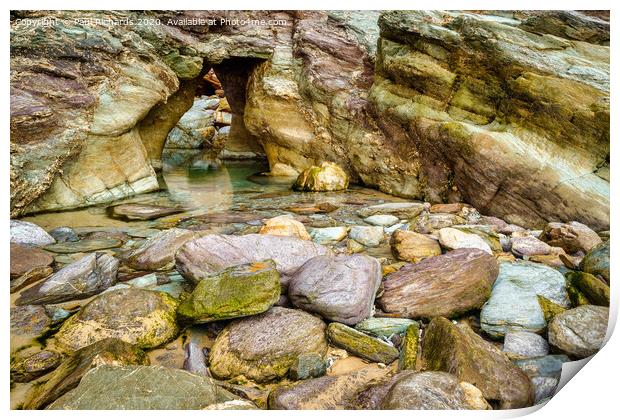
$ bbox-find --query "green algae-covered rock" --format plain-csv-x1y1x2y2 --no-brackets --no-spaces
355,317,417,338
293,162,349,192
289,352,327,381
566,271,610,306
11,350,61,383
537,295,567,322
565,274,591,307
177,260,281,324
580,241,609,282
25,338,148,409
209,307,327,383
48,365,244,410
327,322,399,364
398,323,420,371
55,288,179,352
422,317,534,409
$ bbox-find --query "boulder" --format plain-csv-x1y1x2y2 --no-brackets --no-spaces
502,331,549,359
539,221,602,254
209,307,327,382
364,214,399,227
293,162,349,192
511,236,552,257
480,262,570,338
380,371,488,409
259,215,311,240
422,317,534,409
125,228,196,271
48,365,243,410
379,248,499,319
177,260,281,324
25,338,148,409
566,271,610,306
548,305,608,358
10,243,54,292
108,203,185,221
55,288,179,351
288,254,381,325
437,227,492,254
390,230,441,262
10,220,55,247
16,252,118,305
357,202,425,219
327,323,399,364
11,350,62,383
580,240,609,282
269,367,390,409
355,318,417,339
348,225,384,247
175,233,331,288
310,226,348,243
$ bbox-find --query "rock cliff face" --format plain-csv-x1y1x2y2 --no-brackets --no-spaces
10,10,609,229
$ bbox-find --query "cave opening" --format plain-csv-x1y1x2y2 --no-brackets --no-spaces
160,58,266,172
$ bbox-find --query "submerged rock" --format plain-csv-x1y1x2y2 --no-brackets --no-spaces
357,202,425,219
379,248,498,319
48,365,243,410
43,238,122,253
108,203,185,221
177,260,281,324
17,252,118,305
10,220,55,247
175,233,331,288
48,226,79,242
209,307,327,382
25,338,148,409
480,262,570,338
380,371,488,410
293,162,349,192
125,228,196,271
390,230,441,262
580,240,609,282
422,317,533,409
55,288,178,351
548,305,608,358
288,254,381,325
259,215,311,240
327,323,399,364
269,367,390,409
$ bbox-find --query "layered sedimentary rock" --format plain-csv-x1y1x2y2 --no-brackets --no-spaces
11,11,609,231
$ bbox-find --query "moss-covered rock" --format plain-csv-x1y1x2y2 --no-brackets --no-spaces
421,317,534,409
566,271,610,306
11,350,61,383
25,338,148,409
209,307,327,383
177,260,280,324
398,323,420,371
537,295,567,322
293,162,349,192
55,288,179,352
327,322,399,364
580,240,610,282
565,274,591,307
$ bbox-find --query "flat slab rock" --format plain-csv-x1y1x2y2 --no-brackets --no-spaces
209,306,327,383
378,248,499,319
480,261,570,338
16,252,119,305
10,243,54,278
175,233,331,288
288,254,381,325
108,203,185,220
548,305,608,358
422,317,534,409
357,202,425,219
54,288,179,352
48,365,244,410
43,238,122,253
